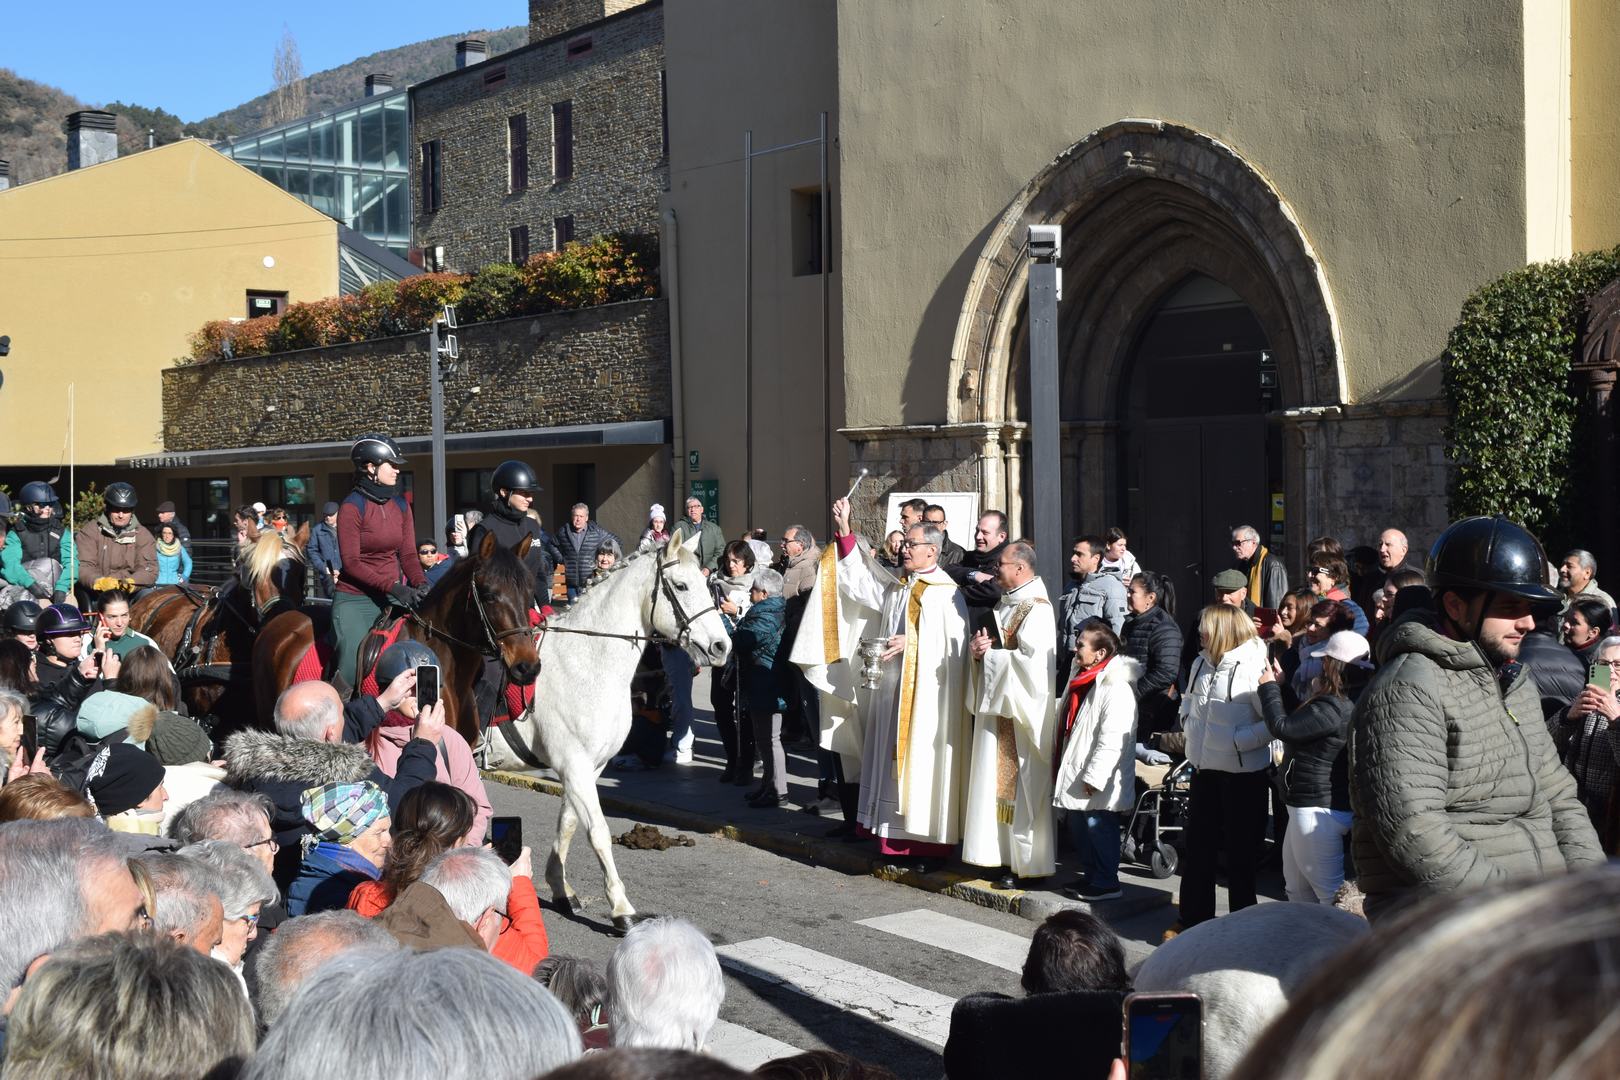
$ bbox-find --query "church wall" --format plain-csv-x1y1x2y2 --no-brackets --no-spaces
1572,0,1620,253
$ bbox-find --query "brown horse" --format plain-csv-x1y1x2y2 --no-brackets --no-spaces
130,526,309,728
253,530,541,742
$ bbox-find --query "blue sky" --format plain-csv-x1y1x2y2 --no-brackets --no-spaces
4,0,525,121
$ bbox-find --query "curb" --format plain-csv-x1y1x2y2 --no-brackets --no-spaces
483,768,1169,924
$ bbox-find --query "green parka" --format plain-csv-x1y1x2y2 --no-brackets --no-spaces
1351,610,1605,923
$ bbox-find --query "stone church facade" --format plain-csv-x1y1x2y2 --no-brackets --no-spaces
665,0,1620,605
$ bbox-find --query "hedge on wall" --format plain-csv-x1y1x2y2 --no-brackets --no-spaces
1443,245,1620,551
186,232,659,364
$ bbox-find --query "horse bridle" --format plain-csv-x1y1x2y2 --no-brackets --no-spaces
410,573,531,660
541,556,718,648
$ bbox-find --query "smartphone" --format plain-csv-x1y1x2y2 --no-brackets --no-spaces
454,513,467,536
1123,991,1203,1079
489,816,523,865
415,664,440,709
1592,663,1612,693
19,714,38,765
1255,607,1279,636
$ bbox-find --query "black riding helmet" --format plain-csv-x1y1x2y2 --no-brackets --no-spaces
3,600,42,635
36,603,91,638
18,481,59,508
1426,515,1562,609
492,460,540,497
375,639,438,688
351,434,408,470
103,482,138,511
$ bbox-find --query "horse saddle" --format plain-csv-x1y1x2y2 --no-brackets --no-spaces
356,618,407,699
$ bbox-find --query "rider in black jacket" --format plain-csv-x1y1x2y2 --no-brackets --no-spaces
465,460,562,608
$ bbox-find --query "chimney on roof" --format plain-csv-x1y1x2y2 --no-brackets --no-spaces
66,110,118,171
365,73,394,97
0,160,10,192
456,38,488,68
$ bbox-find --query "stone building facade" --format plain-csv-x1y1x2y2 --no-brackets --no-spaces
161,299,669,450
411,0,666,271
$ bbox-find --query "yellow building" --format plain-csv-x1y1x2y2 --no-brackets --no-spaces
0,128,339,474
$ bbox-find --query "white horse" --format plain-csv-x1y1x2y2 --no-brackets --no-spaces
482,533,730,932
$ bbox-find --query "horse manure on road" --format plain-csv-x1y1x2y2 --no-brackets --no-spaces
613,823,696,851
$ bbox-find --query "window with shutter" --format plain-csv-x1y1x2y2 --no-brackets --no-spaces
420,140,442,212
553,215,575,250
509,225,530,264
508,114,528,193
552,101,573,182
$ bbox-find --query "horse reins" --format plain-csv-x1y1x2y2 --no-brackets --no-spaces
539,557,718,649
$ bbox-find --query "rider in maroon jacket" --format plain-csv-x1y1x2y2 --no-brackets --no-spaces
332,434,425,686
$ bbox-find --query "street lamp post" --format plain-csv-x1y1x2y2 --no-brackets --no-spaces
1027,225,1063,599
428,305,459,550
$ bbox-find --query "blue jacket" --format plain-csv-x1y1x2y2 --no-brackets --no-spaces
733,594,788,716
156,544,192,584
286,842,380,916
308,521,343,578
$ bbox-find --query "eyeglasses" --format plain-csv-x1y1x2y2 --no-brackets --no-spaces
1310,567,1333,577
1231,539,1254,548
245,835,279,852
899,540,936,549
232,912,261,927
418,548,438,555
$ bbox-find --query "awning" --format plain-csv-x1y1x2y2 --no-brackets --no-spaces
115,419,670,469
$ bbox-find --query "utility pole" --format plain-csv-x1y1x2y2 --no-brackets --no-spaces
1027,225,1063,599
428,305,459,549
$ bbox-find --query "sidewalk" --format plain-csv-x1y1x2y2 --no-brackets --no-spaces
484,671,1181,927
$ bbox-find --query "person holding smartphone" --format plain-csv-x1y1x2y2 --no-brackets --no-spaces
1554,634,1620,849
30,604,117,760
360,641,492,845
0,688,49,785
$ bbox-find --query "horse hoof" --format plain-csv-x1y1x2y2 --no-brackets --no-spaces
560,895,584,914
611,913,650,935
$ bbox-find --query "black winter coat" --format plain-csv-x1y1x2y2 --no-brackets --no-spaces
557,522,613,590
32,664,104,761
1519,629,1588,722
1259,681,1351,810
1122,604,1182,736
467,503,563,606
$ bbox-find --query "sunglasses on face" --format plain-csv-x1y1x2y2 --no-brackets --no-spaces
419,548,437,555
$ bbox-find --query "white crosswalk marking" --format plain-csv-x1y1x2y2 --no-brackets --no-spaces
705,1019,803,1070
716,936,958,1047
857,908,1031,974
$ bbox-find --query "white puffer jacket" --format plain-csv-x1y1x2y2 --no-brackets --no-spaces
1180,636,1271,772
1053,656,1142,812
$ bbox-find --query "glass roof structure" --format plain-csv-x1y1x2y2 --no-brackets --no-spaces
222,91,413,260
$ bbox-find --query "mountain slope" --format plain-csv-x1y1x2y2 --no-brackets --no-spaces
190,26,527,139
0,69,167,185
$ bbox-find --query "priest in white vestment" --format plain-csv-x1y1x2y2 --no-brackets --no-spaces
963,540,1058,885
829,497,970,867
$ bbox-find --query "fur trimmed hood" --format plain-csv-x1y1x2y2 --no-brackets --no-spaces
224,729,378,788
1099,654,1143,687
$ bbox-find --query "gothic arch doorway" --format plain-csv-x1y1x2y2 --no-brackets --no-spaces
947,121,1344,572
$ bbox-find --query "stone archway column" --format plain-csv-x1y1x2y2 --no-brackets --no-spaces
1002,426,1025,535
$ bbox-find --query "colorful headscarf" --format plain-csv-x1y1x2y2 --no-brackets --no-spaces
300,781,389,847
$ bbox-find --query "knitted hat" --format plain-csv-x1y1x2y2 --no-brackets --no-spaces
144,712,215,766
301,781,389,846
85,744,167,817
1211,569,1249,592
76,691,158,746
649,503,665,520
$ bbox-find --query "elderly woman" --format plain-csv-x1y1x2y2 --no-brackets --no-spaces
0,688,42,784
180,839,279,975
585,537,626,590
1304,555,1369,636
286,780,392,916
734,567,790,808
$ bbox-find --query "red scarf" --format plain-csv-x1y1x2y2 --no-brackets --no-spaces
1055,656,1111,775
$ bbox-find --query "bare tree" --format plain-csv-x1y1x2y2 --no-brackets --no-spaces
270,29,308,125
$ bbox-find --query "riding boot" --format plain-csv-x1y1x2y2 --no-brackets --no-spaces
474,655,505,727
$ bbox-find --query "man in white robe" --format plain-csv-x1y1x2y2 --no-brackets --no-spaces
830,497,970,869
963,539,1058,886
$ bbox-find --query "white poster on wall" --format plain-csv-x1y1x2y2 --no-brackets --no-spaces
881,492,982,547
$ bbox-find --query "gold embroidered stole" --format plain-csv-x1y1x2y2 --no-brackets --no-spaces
994,597,1048,825
894,576,940,814
816,542,841,660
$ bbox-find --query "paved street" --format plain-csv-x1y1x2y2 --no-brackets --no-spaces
487,705,1261,1077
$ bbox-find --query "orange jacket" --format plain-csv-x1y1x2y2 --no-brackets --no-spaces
347,872,550,974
